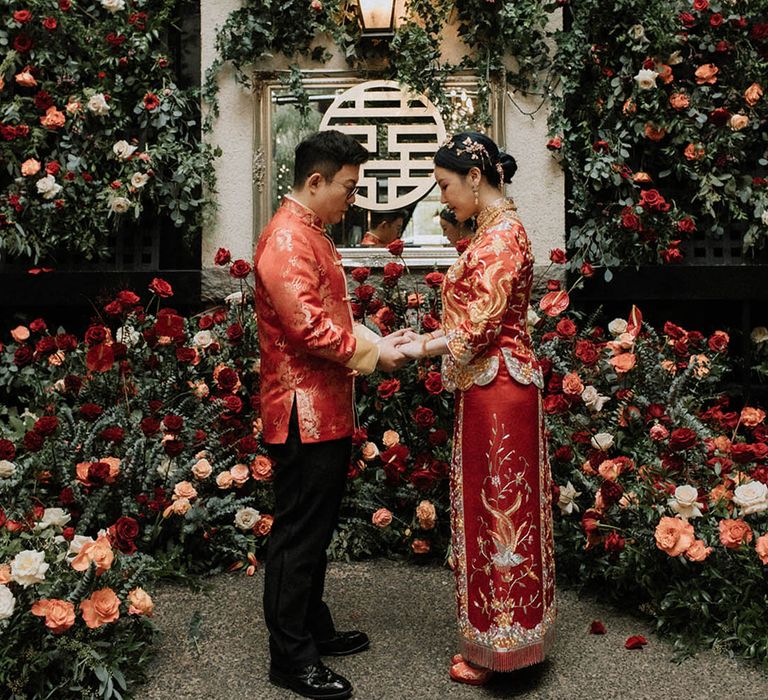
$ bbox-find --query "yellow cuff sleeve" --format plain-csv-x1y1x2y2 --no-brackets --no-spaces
345,336,380,375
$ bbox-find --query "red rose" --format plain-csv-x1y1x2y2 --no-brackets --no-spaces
14,10,33,23
413,406,435,429
229,259,252,279
354,284,376,303
23,431,44,452
104,300,123,316
599,480,623,506
708,331,729,352
351,267,370,283
639,189,666,211
668,427,698,451
226,323,244,343
604,531,625,553
0,439,17,461
546,279,561,291
79,403,104,421
29,318,47,333
42,16,57,30
387,239,404,256
175,347,197,364
424,271,444,289
13,34,33,52
140,417,161,436
237,436,260,455
382,262,404,286
14,345,34,367
34,416,59,436
581,509,601,534
663,322,686,340
546,136,562,151
593,140,610,153
86,343,115,373
59,0,72,10
549,248,567,264
115,291,140,307
35,336,57,355
556,318,577,338
215,367,240,392
625,635,648,650
543,394,570,415
144,92,161,110
621,212,640,232
154,313,184,342
149,277,173,298
377,378,401,399
214,247,231,265
731,443,756,464
198,315,214,330
62,526,75,541
554,445,573,461
45,162,61,177
421,314,440,332
708,108,731,126
222,395,243,413
163,439,185,457
88,461,111,484
455,237,471,254
676,217,696,234
108,516,140,554
428,429,448,446
589,620,607,635
410,469,437,491
424,371,443,395
679,12,696,27
100,426,125,443
162,414,184,432
693,0,708,10
574,339,600,366
63,374,83,394
84,325,108,346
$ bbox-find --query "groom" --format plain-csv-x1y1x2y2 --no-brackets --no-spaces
253,129,409,699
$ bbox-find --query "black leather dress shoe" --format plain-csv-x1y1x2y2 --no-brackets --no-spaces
316,630,370,657
269,661,352,699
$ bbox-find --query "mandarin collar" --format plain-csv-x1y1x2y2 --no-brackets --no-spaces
282,196,324,232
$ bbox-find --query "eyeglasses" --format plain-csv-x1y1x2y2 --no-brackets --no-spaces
332,179,360,200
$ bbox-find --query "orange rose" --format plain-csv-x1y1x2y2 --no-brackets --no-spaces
740,407,766,428
173,480,197,501
644,123,667,141
411,539,431,554
657,64,673,84
10,325,30,342
40,106,65,129
127,587,154,616
684,143,706,161
71,534,114,574
382,430,400,448
255,514,274,536
581,459,597,476
598,459,622,481
694,63,718,85
744,83,763,107
609,352,636,373
31,598,76,634
713,436,732,453
669,92,690,111
416,500,437,530
372,508,393,528
250,455,274,481
0,563,11,584
21,158,41,177
163,497,191,518
654,516,695,556
361,442,380,461
15,70,37,88
230,463,250,486
80,588,120,629
562,372,584,396
684,539,712,562
709,483,734,507
719,518,752,549
632,171,652,184
755,533,768,565
622,98,637,116
216,471,234,489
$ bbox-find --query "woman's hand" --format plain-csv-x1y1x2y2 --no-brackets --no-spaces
398,339,426,359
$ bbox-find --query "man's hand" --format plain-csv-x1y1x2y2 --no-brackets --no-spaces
375,329,413,372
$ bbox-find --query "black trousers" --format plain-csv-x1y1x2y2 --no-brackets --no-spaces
263,404,351,670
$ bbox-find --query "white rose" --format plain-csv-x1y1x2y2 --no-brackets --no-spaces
67,535,95,560
192,330,214,348
234,507,261,531
557,481,581,515
224,291,244,305
628,24,646,41
762,211,768,227
634,69,658,90
36,175,62,200
87,93,110,116
0,460,16,478
526,307,540,332
751,326,768,345
110,196,131,214
157,459,174,478
608,318,628,336
35,507,71,531
0,585,16,621
581,386,610,413
733,481,768,516
130,172,149,189
668,484,703,520
10,550,49,588
100,0,126,12
116,325,140,347
113,140,137,161
591,432,614,451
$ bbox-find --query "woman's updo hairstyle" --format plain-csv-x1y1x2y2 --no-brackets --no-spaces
434,131,517,188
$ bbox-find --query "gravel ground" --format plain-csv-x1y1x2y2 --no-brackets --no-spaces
136,560,767,700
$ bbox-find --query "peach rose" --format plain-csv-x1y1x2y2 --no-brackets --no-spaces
632,171,652,184
709,483,734,507
252,417,264,437
740,407,766,428
718,518,753,549
684,143,705,161
66,100,82,114
48,351,66,366
372,508,393,528
685,539,713,562
644,123,667,141
189,380,209,398
163,497,191,518
622,98,637,116
255,514,274,536
689,354,710,378
416,500,436,530
755,534,768,565
40,106,66,129
250,455,274,481
609,352,636,373
191,458,212,480
581,459,597,476
654,516,695,556
230,463,250,486
71,534,114,574
31,598,76,634
656,64,673,84
382,430,400,448
669,92,690,110
361,442,380,461
412,539,431,554
15,70,37,88
173,481,197,501
10,326,30,342
562,372,585,396
660,360,677,375
713,435,732,453
744,83,763,107
80,588,120,629
216,471,234,489
728,114,749,131
101,456,121,483
695,63,718,85
127,587,154,616
21,159,41,177
598,459,622,481
0,564,11,585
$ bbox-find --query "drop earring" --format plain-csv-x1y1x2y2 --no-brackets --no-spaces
473,187,479,207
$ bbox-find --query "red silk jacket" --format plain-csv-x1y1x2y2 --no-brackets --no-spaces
253,197,379,444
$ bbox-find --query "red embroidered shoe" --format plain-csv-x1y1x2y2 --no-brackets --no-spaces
449,660,493,686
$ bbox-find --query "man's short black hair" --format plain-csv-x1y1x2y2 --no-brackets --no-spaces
370,210,407,229
293,130,369,188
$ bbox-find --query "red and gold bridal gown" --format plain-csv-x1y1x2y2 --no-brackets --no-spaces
441,198,556,671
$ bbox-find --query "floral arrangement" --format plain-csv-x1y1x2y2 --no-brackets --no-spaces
0,0,217,263
549,0,768,271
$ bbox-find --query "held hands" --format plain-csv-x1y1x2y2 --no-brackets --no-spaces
376,328,413,373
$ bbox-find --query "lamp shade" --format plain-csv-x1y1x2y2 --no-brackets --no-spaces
357,0,395,33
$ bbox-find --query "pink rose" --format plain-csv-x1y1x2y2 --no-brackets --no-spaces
372,508,392,528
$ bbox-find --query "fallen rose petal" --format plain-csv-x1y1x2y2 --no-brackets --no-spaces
589,620,607,635
625,634,648,649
